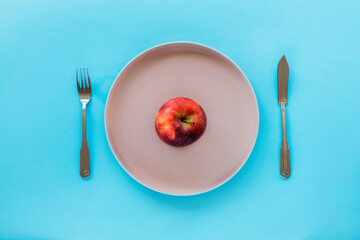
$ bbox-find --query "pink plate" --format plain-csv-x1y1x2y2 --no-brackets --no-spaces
105,42,259,195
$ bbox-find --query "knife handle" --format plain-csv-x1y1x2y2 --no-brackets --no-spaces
280,102,291,178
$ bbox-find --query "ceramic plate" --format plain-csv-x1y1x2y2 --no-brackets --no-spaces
105,42,259,195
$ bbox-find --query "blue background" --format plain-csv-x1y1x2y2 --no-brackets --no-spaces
1,0,359,239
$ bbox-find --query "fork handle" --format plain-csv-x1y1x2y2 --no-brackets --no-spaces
280,102,290,178
80,104,90,178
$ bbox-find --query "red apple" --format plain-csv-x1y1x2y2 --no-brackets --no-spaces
155,97,207,147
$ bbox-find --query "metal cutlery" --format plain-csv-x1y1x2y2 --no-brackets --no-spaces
277,55,291,178
76,68,92,178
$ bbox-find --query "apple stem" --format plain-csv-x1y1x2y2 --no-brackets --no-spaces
182,120,195,125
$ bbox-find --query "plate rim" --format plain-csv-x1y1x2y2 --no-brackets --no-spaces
104,41,259,196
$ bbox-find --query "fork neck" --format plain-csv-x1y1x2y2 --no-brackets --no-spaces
82,103,87,139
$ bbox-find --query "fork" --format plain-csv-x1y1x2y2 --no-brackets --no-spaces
77,68,92,178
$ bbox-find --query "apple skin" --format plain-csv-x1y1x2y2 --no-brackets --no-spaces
155,97,207,147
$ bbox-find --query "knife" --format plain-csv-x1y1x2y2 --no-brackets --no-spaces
277,55,291,178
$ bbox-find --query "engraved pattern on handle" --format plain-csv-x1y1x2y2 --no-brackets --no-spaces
280,142,290,178
280,102,291,178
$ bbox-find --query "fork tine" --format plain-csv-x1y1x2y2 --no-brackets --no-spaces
76,69,80,91
80,68,85,89
83,68,88,89
87,68,91,91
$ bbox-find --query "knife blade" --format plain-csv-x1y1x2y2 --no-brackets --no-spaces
278,55,289,105
277,55,291,178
